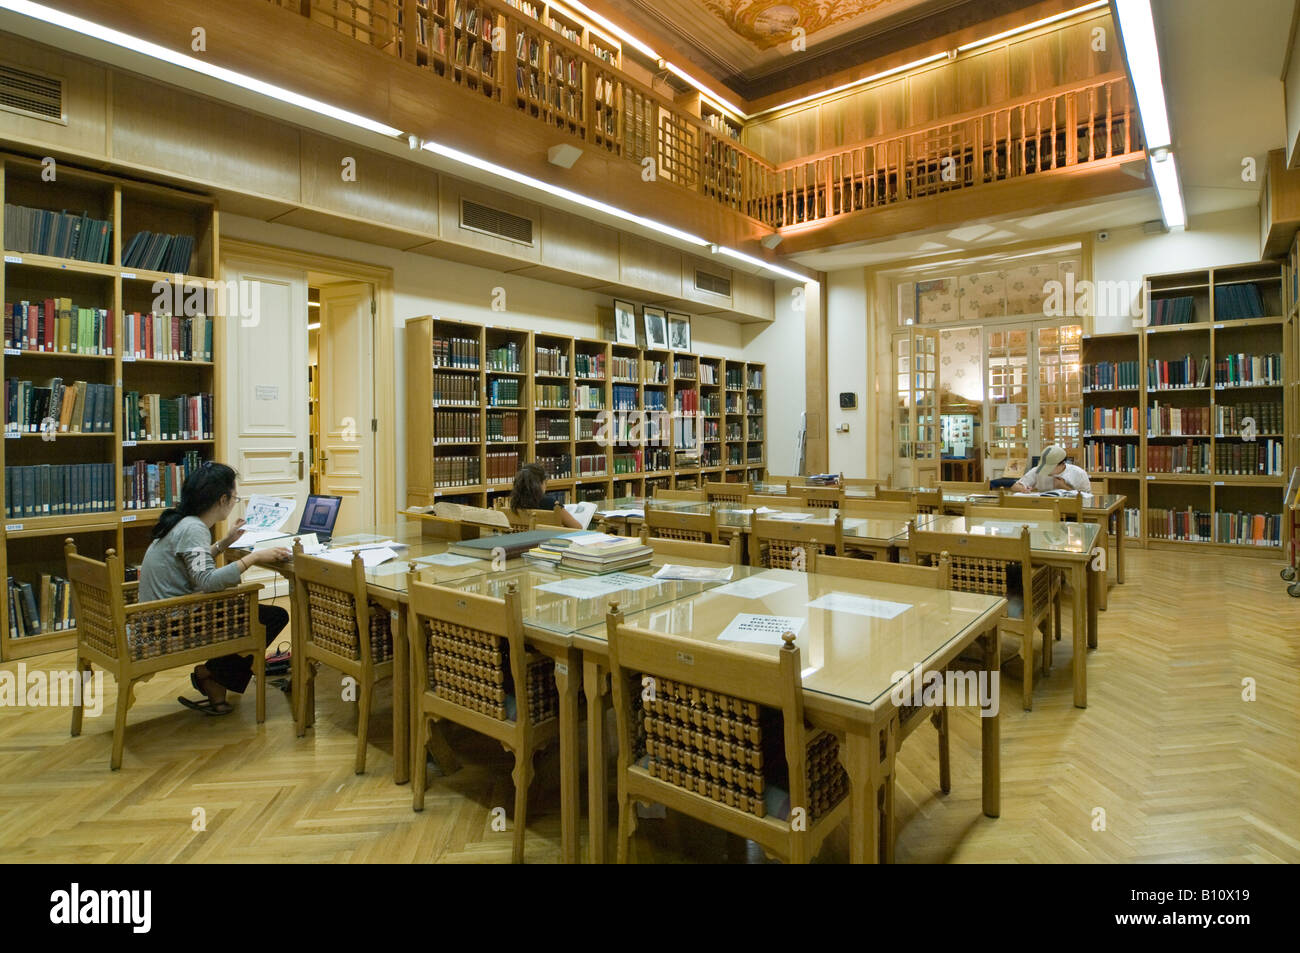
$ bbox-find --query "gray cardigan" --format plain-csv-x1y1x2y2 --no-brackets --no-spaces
138,516,242,601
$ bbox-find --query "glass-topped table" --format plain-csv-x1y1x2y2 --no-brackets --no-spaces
750,482,874,498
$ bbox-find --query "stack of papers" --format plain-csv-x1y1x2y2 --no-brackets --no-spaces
652,564,734,583
230,494,295,547
320,546,399,568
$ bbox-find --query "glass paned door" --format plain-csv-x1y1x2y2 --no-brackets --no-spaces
985,320,1083,478
986,326,1032,470
894,329,939,484
1036,323,1082,459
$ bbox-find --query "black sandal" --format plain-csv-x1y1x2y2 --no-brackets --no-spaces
178,696,234,716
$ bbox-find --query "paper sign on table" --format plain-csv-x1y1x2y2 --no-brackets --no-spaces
535,574,652,599
416,552,481,567
653,564,734,582
321,546,398,568
718,613,806,645
710,575,795,600
765,512,814,522
806,592,912,620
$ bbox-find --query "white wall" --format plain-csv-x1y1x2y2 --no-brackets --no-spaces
825,269,869,476
1092,206,1262,333
220,213,802,501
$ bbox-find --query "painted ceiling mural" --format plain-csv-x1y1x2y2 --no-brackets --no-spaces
704,0,909,50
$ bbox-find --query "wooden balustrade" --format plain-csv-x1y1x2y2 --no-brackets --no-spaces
263,2,1144,234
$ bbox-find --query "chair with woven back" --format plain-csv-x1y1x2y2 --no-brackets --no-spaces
750,513,844,569
875,487,942,514
605,606,849,863
704,481,750,503
498,506,565,533
643,500,720,543
787,484,845,510
653,487,704,502
291,546,396,774
937,481,990,495
999,491,1083,522
907,524,1054,710
840,497,916,518
965,503,1060,523
407,576,559,863
641,531,742,564
840,475,888,492
64,540,267,770
744,492,795,509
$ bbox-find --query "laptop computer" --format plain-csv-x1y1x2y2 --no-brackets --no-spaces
295,494,343,543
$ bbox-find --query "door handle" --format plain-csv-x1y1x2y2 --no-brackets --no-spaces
297,451,304,480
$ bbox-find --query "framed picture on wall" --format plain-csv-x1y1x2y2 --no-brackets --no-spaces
667,312,691,351
613,300,637,345
643,306,668,349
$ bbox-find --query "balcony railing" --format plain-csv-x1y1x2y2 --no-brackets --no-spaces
263,1,1145,234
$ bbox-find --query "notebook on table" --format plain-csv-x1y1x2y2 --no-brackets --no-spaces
449,529,568,560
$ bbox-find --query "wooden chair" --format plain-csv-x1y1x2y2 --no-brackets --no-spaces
1089,477,1109,495
999,491,1082,521
750,513,844,569
744,492,796,508
64,540,266,770
642,531,742,564
704,480,750,503
605,608,849,863
407,577,559,863
908,525,1055,711
643,501,719,543
788,484,845,510
938,481,990,495
965,503,1060,523
841,498,916,518
291,546,396,774
654,487,704,502
809,550,952,588
840,475,887,492
875,487,942,514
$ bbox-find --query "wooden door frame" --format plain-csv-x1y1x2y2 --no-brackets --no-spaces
219,239,396,524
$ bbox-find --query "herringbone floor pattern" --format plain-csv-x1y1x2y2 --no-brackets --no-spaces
1,549,1296,863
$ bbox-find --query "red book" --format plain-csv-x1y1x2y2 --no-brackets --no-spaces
145,313,154,359
26,303,38,350
42,297,55,351
171,317,180,358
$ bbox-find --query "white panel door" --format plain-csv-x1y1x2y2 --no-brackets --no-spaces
220,258,310,557
317,282,374,537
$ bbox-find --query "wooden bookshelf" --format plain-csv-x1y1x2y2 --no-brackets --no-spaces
0,154,221,659
405,316,766,507
1078,261,1290,556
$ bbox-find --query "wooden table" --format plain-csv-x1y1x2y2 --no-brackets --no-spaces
566,567,1006,864
913,516,1101,708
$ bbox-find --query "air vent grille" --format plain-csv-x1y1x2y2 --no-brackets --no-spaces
460,199,534,245
0,64,63,123
694,268,732,297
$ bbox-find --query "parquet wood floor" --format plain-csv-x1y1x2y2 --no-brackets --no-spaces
1,549,1296,863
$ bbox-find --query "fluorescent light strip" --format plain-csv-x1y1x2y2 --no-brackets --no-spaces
0,0,404,138
307,322,321,330
712,245,809,283
663,62,746,121
557,0,658,60
1149,152,1185,230
420,140,710,247
1114,0,1172,149
957,0,1107,51
547,0,622,51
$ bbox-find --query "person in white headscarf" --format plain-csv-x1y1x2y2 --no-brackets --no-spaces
1012,444,1092,493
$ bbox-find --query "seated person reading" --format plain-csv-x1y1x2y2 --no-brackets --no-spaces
510,462,582,529
1011,444,1092,493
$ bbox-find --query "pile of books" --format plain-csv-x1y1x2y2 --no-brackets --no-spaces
806,473,840,486
524,531,652,574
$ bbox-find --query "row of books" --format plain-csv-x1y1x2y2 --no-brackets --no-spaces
674,389,700,413
612,384,638,410
1147,508,1281,546
726,394,743,413
574,353,605,379
575,385,605,410
726,423,743,440
123,452,206,509
725,368,744,389
1212,282,1268,321
701,395,721,415
673,358,696,379
536,453,570,478
4,463,116,517
747,427,764,441
646,361,668,384
1147,403,1210,436
576,453,606,476
702,419,720,440
487,379,522,407
485,449,521,483
747,370,764,388
122,391,214,441
8,574,74,638
1146,442,1209,474
5,379,114,434
577,415,600,440
433,335,479,368
5,299,114,354
433,373,478,405
124,312,212,361
1082,360,1139,390
1083,406,1137,434
1123,508,1141,539
121,231,195,274
535,346,568,375
537,416,569,440
672,419,697,449
1215,441,1283,476
486,410,522,443
1215,352,1282,387
486,342,522,372
1080,441,1138,472
746,446,764,462
435,454,481,487
645,390,667,411
1215,401,1282,434
610,356,638,380
433,410,480,444
727,447,744,464
1147,354,1209,389
524,531,652,575
3,204,112,263
747,398,763,414
699,364,718,385
1148,295,1195,326
536,384,569,408
701,445,721,466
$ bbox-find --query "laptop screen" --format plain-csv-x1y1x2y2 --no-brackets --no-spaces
297,495,343,538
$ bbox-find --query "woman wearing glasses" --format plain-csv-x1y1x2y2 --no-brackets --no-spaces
138,462,291,716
